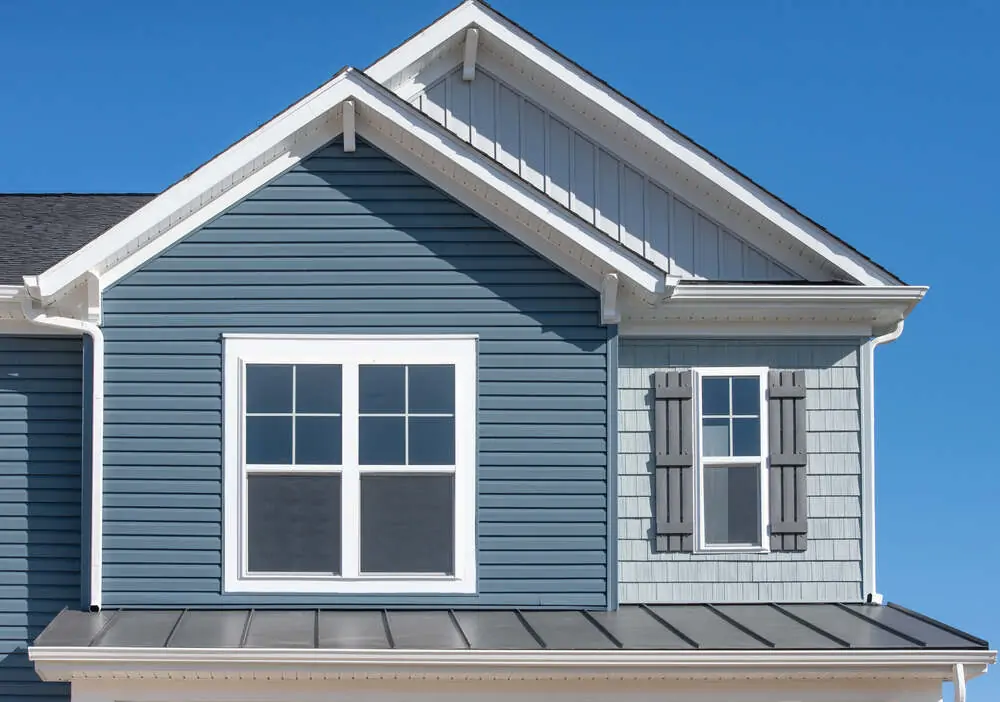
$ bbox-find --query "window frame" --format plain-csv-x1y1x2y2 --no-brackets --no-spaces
692,366,770,554
222,333,478,594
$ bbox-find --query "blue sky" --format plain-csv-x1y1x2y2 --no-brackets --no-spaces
2,0,997,693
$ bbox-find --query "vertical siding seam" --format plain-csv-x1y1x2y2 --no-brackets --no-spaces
605,325,619,610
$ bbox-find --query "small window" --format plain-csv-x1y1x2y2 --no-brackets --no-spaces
223,335,477,594
695,368,768,552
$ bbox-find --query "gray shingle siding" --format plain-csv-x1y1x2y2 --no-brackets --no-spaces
618,339,863,603
100,138,609,608
0,335,82,701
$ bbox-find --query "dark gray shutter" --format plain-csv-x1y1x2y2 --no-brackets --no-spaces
768,370,808,552
653,370,694,552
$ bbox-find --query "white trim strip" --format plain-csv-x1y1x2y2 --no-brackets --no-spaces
29,645,997,670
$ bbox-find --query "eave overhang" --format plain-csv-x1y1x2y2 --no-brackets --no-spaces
29,646,995,683
621,284,928,337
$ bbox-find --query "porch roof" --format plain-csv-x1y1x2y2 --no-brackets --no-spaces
32,602,988,652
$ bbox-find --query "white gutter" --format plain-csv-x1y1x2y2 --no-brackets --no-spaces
28,646,996,682
860,319,906,604
21,272,104,611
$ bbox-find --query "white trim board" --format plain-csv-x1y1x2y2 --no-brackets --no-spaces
366,1,903,287
29,645,995,683
222,334,477,594
28,69,667,304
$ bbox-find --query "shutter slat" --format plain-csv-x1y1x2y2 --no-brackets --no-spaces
653,370,693,552
768,370,808,552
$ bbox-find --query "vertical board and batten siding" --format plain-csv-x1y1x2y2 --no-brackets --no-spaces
414,66,799,282
0,336,81,701
100,137,609,608
618,339,863,603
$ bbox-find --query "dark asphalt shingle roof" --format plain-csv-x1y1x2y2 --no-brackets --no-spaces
0,194,154,284
33,603,989,651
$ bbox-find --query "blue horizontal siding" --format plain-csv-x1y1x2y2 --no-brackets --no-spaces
0,335,81,701
101,137,608,608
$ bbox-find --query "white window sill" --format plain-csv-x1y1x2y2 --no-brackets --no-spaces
223,574,478,594
693,545,770,556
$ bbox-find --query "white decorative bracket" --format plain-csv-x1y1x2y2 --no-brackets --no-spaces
84,270,101,324
343,100,356,153
462,27,479,81
600,272,620,325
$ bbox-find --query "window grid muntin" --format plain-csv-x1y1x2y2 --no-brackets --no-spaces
224,335,477,594
358,364,457,468
693,367,769,554
244,363,343,471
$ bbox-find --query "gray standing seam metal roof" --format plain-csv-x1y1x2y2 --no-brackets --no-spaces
33,603,989,651
0,194,153,284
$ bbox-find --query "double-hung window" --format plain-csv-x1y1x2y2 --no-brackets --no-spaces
694,367,769,552
223,334,477,593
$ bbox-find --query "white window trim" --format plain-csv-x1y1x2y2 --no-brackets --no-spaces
692,367,770,555
222,333,478,594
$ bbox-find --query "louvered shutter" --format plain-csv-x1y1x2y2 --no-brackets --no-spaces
768,370,808,551
653,370,694,552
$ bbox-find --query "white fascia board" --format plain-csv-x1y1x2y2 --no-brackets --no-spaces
29,646,996,683
352,84,663,293
36,69,664,300
620,285,927,335
32,69,354,300
367,2,901,287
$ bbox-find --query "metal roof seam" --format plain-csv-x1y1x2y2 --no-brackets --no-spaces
446,610,472,650
637,604,700,649
513,610,547,649
87,609,122,647
162,610,187,648
580,611,624,649
703,605,775,648
238,610,254,648
768,604,851,649
832,603,926,647
886,602,990,648
380,610,396,649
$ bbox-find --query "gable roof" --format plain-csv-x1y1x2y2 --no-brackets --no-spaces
0,194,152,284
367,0,904,287
26,67,667,302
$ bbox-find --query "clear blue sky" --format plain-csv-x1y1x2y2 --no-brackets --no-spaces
2,0,997,693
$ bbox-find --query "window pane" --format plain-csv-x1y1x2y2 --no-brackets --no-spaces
296,365,342,414
359,365,405,413
732,377,760,416
246,364,292,413
295,416,342,465
360,474,454,574
359,416,405,465
702,417,730,457
732,417,761,456
408,365,455,414
701,377,729,415
408,416,455,465
247,474,341,573
704,466,760,546
246,416,292,464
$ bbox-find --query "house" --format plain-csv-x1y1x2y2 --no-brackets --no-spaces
0,2,992,700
